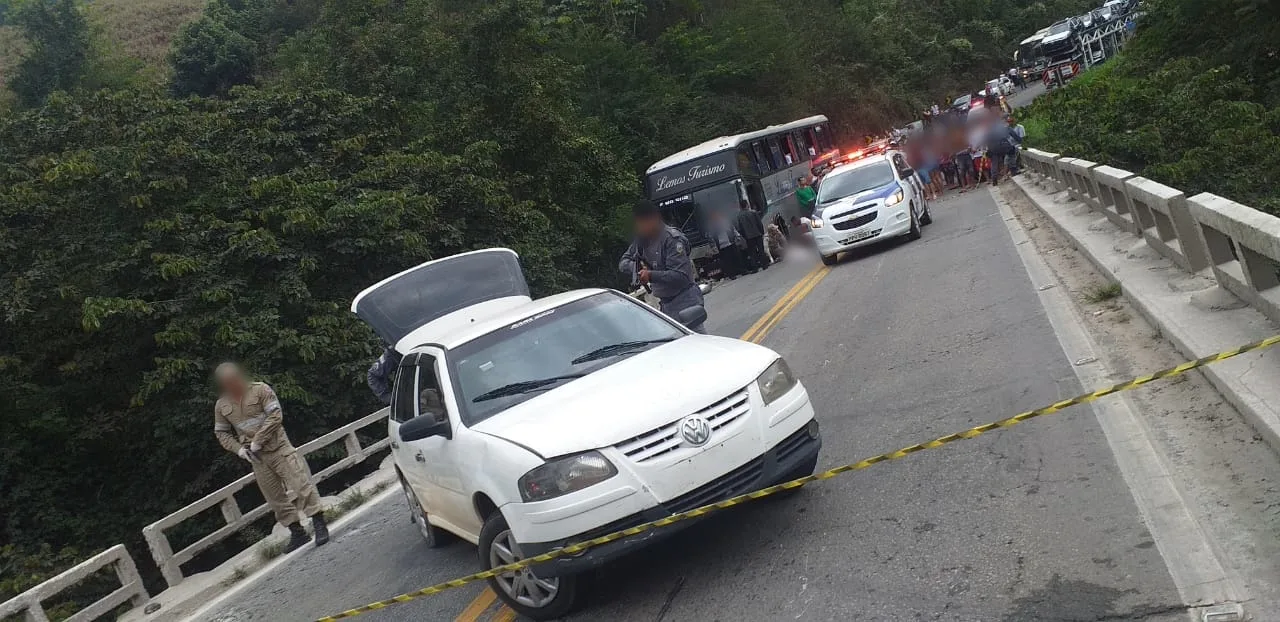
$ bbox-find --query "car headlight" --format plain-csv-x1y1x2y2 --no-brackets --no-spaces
756,358,798,406
518,451,617,502
810,216,824,228
884,189,905,206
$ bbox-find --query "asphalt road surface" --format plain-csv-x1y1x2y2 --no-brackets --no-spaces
199,185,1205,622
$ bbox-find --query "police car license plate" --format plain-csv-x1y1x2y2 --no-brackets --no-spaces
841,228,879,245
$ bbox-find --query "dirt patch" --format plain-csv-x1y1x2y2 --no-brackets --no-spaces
999,184,1280,613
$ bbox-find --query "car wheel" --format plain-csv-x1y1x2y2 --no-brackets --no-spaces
905,204,922,241
400,475,447,548
920,201,933,226
480,512,580,621
820,253,838,266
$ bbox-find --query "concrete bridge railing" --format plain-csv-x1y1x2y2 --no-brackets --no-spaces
143,408,391,588
0,545,149,622
1023,148,1280,326
1,408,391,620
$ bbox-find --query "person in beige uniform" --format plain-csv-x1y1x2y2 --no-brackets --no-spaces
213,363,328,552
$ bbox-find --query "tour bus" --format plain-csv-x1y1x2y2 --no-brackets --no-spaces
644,115,835,274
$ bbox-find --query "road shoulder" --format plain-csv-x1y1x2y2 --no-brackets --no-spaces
998,183,1280,618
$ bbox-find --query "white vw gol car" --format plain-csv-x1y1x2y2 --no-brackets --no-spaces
810,151,932,265
351,249,821,620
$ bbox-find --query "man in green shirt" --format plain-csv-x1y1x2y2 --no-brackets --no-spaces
795,176,817,217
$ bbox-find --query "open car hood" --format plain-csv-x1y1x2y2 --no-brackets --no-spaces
351,249,531,349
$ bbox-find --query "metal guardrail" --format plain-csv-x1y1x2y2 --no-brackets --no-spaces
0,545,149,622
1022,148,1280,327
142,408,391,588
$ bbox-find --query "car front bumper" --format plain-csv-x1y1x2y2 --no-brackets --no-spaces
813,206,912,256
519,420,822,577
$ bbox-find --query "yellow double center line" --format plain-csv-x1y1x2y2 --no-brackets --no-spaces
456,263,832,621
740,264,832,344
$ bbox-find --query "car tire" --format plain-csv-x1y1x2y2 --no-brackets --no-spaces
400,474,447,548
480,512,580,621
920,201,933,226
821,253,838,266
905,204,922,241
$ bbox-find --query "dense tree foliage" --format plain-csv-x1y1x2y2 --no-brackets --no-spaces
1,0,1097,602
1023,0,1280,214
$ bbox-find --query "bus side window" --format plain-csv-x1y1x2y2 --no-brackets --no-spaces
815,125,832,151
792,131,809,161
751,141,773,173
781,135,797,166
766,137,784,170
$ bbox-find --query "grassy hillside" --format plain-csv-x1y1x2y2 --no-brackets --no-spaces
89,0,206,69
0,0,204,85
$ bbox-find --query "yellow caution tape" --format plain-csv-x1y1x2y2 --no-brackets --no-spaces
316,334,1280,621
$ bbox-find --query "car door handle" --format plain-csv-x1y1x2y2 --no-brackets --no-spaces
390,442,399,450
415,453,426,463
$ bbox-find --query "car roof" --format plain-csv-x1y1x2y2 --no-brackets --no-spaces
400,288,610,352
826,153,894,176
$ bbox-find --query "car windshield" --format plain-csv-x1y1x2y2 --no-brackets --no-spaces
953,94,971,107
448,292,686,425
816,163,895,205
1048,20,1071,35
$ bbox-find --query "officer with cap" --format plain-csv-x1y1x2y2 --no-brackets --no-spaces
367,345,402,405
213,362,328,552
619,200,707,333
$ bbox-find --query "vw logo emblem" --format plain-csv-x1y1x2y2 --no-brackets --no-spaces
679,416,712,447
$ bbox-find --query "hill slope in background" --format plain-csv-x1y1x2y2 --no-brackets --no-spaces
0,0,204,85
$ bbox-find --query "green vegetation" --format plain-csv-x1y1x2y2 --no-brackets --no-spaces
1023,0,1280,214
0,0,1099,607
1085,282,1123,303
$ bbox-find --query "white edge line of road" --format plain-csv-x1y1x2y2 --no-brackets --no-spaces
184,485,402,622
991,188,1246,621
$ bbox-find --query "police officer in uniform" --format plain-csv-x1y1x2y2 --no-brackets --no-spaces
619,200,707,333
367,345,402,405
213,362,328,553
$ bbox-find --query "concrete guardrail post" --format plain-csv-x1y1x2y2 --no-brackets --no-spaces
1124,177,1209,273
1187,192,1280,324
1061,158,1101,210
0,545,149,622
1089,165,1140,236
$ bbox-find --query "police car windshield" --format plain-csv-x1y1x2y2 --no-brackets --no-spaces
817,162,895,205
449,292,685,425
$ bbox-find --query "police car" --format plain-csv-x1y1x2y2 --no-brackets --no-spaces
808,152,932,265
352,249,821,620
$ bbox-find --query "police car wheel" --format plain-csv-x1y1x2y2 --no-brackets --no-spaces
920,201,933,226
820,253,839,266
400,475,447,548
480,513,580,620
905,204,922,241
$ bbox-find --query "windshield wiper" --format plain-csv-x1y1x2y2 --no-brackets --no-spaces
471,373,586,402
570,338,677,365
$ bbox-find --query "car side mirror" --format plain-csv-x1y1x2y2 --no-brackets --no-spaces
400,414,451,442
677,305,708,329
